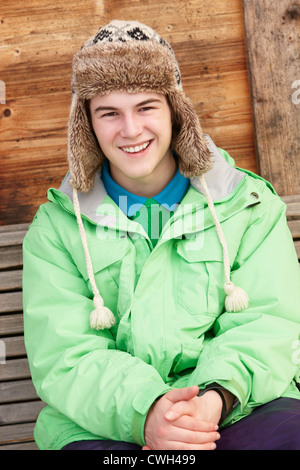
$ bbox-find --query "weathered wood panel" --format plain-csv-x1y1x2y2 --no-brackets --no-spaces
283,194,300,216
0,0,257,225
283,194,300,259
0,292,23,313
0,223,30,247
3,336,26,358
0,441,39,450
242,0,300,197
0,246,23,269
0,380,39,404
0,422,36,446
0,223,43,450
1,358,31,381
0,313,24,335
0,401,45,426
0,270,23,291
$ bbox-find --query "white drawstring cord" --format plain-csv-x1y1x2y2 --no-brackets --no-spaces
72,174,248,331
73,187,116,330
198,174,249,312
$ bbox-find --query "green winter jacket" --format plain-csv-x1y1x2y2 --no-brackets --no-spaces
22,144,300,450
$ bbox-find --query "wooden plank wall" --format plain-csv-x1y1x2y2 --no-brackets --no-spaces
242,0,300,197
0,0,256,226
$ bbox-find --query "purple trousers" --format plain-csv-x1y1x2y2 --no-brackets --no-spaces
62,398,300,450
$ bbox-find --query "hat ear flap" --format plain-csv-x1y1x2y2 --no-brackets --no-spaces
169,91,212,177
68,93,104,192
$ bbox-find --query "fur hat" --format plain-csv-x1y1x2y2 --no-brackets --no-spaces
68,20,212,192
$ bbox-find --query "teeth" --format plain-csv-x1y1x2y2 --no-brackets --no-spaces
122,141,150,153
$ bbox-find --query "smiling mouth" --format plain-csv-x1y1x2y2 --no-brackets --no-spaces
120,140,151,154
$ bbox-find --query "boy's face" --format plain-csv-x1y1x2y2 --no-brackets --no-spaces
90,91,174,196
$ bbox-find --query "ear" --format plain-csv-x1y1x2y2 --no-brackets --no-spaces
68,93,105,192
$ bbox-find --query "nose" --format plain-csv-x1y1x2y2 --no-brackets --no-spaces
120,113,143,139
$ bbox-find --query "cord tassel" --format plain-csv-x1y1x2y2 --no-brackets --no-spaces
224,282,249,312
90,294,116,330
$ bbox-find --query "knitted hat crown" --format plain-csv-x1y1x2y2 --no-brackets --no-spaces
68,20,212,192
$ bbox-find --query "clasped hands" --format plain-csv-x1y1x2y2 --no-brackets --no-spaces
143,385,225,451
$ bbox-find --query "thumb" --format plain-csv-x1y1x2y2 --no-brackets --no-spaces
166,385,199,404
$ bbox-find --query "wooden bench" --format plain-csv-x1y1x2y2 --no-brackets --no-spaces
0,223,44,450
0,195,299,450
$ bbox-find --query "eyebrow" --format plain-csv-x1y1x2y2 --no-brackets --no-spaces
92,98,163,114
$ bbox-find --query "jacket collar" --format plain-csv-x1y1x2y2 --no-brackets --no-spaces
48,135,246,227
191,135,245,199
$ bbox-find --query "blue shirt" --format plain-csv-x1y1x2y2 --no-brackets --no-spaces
101,159,189,217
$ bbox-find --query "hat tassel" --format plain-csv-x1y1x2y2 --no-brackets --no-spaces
198,175,249,312
73,187,116,330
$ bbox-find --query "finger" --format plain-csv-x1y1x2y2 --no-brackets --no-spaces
171,414,219,432
165,399,195,421
161,440,217,451
170,428,221,445
142,446,151,450
174,425,220,444
159,421,220,446
166,386,199,404
172,427,220,445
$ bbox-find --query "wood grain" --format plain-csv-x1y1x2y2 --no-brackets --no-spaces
0,401,46,426
0,380,39,404
0,0,257,225
242,0,300,197
0,422,36,446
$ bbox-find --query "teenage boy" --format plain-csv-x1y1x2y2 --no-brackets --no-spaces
23,20,300,450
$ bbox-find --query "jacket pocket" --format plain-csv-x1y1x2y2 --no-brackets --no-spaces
73,236,129,280
74,237,131,316
175,235,225,316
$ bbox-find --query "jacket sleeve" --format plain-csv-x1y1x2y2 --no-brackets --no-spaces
187,190,300,420
22,207,170,447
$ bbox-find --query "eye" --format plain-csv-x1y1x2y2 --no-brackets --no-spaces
139,106,154,112
101,111,118,118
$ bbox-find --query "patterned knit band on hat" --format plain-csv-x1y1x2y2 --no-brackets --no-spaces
68,20,249,330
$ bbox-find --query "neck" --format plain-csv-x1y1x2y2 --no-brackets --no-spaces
109,152,177,198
